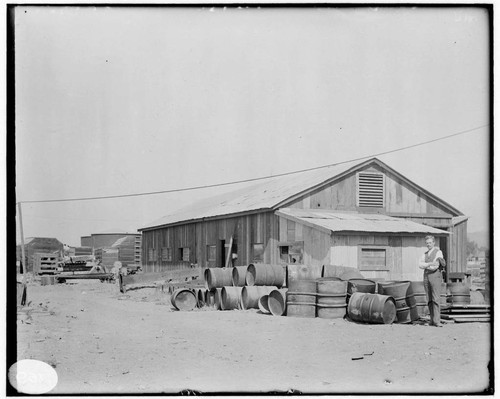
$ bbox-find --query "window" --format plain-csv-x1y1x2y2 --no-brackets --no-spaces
357,172,385,208
278,241,304,264
252,243,264,262
206,245,216,262
179,247,190,262
148,248,157,262
359,246,388,271
161,247,172,262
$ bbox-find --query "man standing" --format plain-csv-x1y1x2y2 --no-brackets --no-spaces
419,235,446,327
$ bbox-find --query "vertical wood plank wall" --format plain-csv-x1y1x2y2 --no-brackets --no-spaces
330,234,427,281
141,211,280,270
286,165,453,217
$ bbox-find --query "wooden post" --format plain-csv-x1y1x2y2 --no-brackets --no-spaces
224,236,233,269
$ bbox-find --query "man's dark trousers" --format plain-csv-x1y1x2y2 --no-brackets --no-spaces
424,269,442,325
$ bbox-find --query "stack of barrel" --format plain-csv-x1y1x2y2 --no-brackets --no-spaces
170,264,287,312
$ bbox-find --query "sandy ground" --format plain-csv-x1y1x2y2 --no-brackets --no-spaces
14,279,492,395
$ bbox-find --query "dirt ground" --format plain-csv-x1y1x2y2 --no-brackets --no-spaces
14,279,492,395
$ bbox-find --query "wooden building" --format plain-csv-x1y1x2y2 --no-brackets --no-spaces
139,158,467,282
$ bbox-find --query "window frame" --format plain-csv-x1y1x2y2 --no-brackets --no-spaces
161,247,172,262
358,245,389,271
278,241,304,264
206,245,217,262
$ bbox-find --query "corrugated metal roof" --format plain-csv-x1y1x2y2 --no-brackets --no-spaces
141,160,361,230
276,208,450,235
140,157,464,231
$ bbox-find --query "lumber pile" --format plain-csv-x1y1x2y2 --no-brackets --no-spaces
441,304,490,323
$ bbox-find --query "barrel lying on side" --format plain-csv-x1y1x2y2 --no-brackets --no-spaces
221,286,243,310
171,289,198,311
246,264,285,288
241,286,276,310
258,295,270,314
205,268,234,290
268,288,288,316
347,292,396,324
286,280,316,318
316,278,348,319
232,266,247,287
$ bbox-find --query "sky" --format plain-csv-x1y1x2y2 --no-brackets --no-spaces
14,6,491,246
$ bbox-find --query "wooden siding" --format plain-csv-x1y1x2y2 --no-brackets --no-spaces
141,211,280,270
285,164,453,217
448,220,467,275
329,234,427,281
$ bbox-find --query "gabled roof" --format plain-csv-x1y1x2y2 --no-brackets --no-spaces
140,157,463,231
276,208,450,235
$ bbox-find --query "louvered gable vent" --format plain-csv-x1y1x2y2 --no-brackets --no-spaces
357,172,385,208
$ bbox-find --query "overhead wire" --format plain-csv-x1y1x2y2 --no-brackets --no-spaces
18,123,489,204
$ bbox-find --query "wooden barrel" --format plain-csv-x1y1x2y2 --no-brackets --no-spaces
197,288,207,307
205,268,234,290
258,295,270,314
246,264,285,288
316,278,348,319
232,266,247,287
347,279,376,305
348,279,376,295
205,289,215,308
241,286,275,310
448,283,471,305
410,280,429,317
381,281,418,323
286,280,316,318
377,280,397,295
441,282,450,309
170,289,197,311
268,289,288,316
287,264,323,287
347,292,397,324
221,286,243,310
40,276,55,286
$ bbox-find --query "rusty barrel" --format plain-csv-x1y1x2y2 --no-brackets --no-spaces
268,288,288,316
205,267,234,290
258,295,270,314
241,286,276,310
316,278,348,319
246,264,285,288
410,280,429,317
232,266,247,287
221,286,243,310
170,288,198,311
448,283,471,305
347,292,397,324
322,265,364,280
380,281,418,323
286,280,316,318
